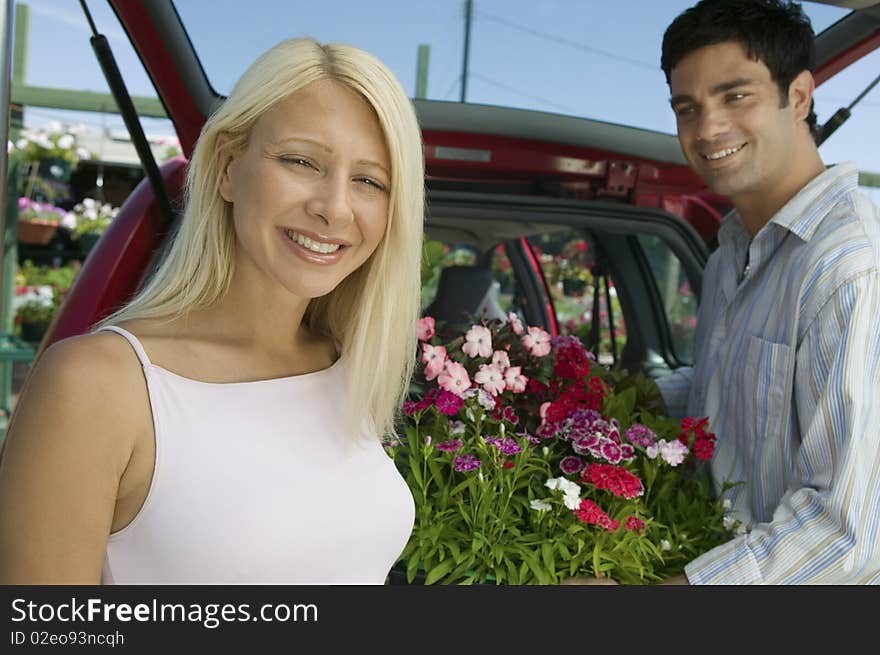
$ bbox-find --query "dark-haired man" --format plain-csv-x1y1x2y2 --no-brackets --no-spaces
657,0,880,584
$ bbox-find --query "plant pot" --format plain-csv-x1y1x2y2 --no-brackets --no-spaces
20,320,49,344
78,232,102,255
17,218,58,245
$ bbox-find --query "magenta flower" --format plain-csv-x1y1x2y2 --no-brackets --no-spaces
438,361,471,397
560,456,585,475
503,366,528,393
522,326,552,357
436,438,464,453
624,423,657,448
492,437,521,456
462,325,493,358
421,343,447,381
600,440,623,464
453,454,482,472
417,316,436,341
435,390,464,417
474,363,506,396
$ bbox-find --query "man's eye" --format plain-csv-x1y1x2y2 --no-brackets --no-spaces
726,93,747,103
674,106,695,117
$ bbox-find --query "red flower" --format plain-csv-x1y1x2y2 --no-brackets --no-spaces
693,436,716,461
581,463,644,499
573,499,619,532
625,516,646,532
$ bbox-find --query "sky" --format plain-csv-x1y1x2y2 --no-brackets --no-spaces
15,0,880,200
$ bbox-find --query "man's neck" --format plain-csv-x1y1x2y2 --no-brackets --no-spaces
734,149,826,238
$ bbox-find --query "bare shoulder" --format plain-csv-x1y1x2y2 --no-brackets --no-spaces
2,328,151,468
0,330,152,583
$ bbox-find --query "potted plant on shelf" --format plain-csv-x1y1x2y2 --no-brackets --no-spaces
13,285,56,343
61,198,119,255
12,122,90,203
16,197,66,245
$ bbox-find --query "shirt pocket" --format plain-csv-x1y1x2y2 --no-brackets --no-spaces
744,334,792,445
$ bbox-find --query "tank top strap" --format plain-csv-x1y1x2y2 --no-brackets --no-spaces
96,325,153,368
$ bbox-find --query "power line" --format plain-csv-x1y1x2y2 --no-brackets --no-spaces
475,10,659,72
469,71,579,114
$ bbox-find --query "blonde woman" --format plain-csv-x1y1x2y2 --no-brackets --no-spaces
0,38,424,584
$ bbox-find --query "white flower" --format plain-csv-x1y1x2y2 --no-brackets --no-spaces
722,499,732,510
542,446,549,457
476,388,495,410
60,212,77,230
57,134,74,150
449,420,466,435
46,120,63,133
34,134,53,149
660,539,671,551
76,147,90,160
530,499,552,512
562,493,581,510
15,138,27,150
723,515,737,530
545,478,560,491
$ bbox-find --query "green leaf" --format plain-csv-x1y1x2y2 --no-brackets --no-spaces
425,559,455,585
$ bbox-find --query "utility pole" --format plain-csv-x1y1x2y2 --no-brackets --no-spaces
460,0,472,102
415,44,429,99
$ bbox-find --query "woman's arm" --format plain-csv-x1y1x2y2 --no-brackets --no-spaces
0,334,144,584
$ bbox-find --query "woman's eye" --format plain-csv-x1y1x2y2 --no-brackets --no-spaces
282,156,315,169
357,177,387,192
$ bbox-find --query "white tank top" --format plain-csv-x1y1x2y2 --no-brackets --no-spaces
98,326,414,584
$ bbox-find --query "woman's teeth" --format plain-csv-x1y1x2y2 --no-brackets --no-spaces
284,229,341,254
705,144,745,160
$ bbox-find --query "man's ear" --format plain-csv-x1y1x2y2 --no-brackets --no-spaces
788,70,815,123
217,133,238,203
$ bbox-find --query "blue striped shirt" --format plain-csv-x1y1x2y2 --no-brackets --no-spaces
658,162,880,584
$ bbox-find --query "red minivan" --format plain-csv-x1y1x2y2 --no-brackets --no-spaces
34,0,880,382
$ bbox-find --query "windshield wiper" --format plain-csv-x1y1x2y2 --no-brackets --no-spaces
816,72,880,147
78,0,174,228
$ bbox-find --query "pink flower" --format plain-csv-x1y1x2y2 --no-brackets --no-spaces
507,312,524,335
503,366,528,393
417,316,435,341
438,361,471,397
421,343,447,381
646,439,689,467
462,325,493,358
491,350,510,370
474,364,506,396
522,326,551,357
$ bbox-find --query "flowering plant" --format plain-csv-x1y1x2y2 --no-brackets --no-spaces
389,315,739,584
13,285,56,325
60,198,119,239
17,197,67,226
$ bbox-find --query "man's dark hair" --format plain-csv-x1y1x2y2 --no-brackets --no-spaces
661,0,817,136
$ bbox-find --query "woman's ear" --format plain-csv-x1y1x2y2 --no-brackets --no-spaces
217,133,238,203
788,70,815,124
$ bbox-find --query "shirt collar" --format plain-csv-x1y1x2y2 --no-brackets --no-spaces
716,162,858,248
766,162,859,242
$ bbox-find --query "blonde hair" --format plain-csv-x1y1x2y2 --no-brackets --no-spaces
100,38,425,439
